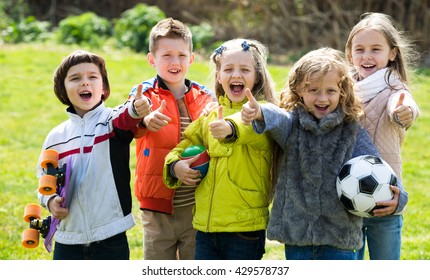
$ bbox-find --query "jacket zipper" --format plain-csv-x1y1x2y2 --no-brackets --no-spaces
79,118,91,242
206,156,217,232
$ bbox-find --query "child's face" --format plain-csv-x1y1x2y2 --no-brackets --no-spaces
350,29,398,80
147,38,194,88
216,49,257,103
299,68,341,120
64,63,104,117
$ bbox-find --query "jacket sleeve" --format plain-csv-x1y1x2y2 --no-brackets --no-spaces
163,138,193,189
353,127,408,214
225,111,271,151
111,99,142,136
251,103,293,150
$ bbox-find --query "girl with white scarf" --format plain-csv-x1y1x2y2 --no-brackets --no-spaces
345,12,420,260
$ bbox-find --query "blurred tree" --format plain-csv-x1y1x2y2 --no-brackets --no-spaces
5,0,429,64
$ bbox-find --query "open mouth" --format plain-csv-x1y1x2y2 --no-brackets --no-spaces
80,91,92,100
315,105,329,112
169,69,181,74
230,82,244,94
362,64,376,70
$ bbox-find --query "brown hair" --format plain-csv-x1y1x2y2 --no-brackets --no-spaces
53,50,110,106
280,47,363,123
149,17,193,54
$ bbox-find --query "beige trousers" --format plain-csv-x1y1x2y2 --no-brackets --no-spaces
141,204,196,260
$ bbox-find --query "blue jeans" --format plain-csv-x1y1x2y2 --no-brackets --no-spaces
357,215,403,260
285,245,357,260
195,230,266,260
53,232,130,260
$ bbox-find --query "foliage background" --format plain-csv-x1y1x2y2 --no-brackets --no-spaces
0,0,429,261
2,0,430,65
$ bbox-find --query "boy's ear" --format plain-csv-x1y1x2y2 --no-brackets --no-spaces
147,53,155,67
189,52,195,65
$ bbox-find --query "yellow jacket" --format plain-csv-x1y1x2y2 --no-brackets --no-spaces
163,96,273,232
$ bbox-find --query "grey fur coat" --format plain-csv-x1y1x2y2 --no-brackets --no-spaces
253,105,380,251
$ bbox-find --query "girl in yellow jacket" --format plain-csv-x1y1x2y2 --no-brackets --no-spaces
163,38,278,260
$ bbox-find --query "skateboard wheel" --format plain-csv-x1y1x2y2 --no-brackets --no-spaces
22,228,39,248
40,149,59,169
23,203,42,223
39,174,57,195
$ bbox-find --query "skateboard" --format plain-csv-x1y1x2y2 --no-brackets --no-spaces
21,149,72,252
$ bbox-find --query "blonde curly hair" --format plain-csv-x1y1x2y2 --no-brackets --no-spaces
280,47,363,123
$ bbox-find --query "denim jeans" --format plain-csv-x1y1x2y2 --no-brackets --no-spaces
195,230,266,260
357,215,403,260
285,245,357,260
53,232,130,260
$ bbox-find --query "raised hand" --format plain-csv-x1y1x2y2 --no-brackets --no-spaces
133,84,152,118
142,99,171,132
241,88,262,125
393,92,413,127
209,106,232,139
173,155,202,186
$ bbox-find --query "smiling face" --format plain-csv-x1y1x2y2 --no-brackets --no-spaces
350,28,398,80
147,37,194,90
216,49,257,103
64,63,104,117
299,68,341,119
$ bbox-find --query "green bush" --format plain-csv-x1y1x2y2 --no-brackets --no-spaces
1,16,51,43
56,12,111,48
190,22,215,51
113,3,165,53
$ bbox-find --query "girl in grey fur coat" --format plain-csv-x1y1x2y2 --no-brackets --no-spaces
241,47,408,260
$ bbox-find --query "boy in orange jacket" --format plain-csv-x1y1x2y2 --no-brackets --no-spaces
129,18,215,260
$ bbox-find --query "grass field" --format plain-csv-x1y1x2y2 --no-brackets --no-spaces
0,43,429,260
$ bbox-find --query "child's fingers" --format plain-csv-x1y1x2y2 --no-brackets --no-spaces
157,99,167,113
395,93,405,108
245,88,258,108
135,84,144,100
217,106,223,120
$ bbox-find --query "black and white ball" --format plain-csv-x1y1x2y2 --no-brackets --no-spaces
336,155,397,218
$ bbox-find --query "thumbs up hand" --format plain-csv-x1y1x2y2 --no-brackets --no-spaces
209,106,232,139
393,93,413,128
241,88,262,125
133,84,152,118
142,99,171,132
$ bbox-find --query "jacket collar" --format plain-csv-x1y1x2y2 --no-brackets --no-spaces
67,101,105,122
218,95,247,109
156,75,192,94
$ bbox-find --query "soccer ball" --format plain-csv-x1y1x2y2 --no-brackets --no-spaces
180,145,210,177
336,155,397,218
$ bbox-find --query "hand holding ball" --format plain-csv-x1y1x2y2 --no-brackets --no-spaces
180,145,210,177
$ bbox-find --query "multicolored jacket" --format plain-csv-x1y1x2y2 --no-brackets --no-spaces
37,101,140,245
130,77,214,214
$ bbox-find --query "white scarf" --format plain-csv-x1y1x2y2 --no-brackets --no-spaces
352,68,403,103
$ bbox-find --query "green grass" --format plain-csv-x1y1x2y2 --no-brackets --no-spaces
0,43,429,260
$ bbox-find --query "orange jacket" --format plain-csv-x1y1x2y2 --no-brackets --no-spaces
130,77,214,214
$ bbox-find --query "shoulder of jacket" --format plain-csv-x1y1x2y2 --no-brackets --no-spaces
129,77,157,97
191,81,215,97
